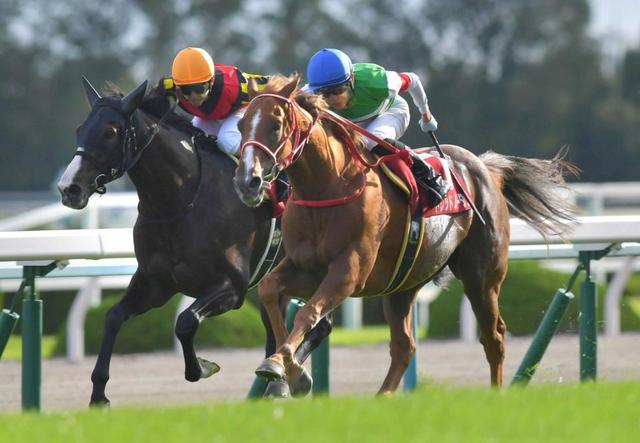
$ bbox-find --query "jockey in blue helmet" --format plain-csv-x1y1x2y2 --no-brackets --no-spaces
306,48,450,207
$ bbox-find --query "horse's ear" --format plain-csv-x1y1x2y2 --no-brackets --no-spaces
82,76,101,107
122,80,148,115
247,78,259,99
280,74,300,99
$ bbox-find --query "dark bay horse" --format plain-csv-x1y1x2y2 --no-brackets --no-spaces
57,78,327,404
233,75,577,394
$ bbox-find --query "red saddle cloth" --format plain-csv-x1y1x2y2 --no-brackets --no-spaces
382,149,472,217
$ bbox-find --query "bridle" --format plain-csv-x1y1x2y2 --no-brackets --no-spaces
238,93,318,183
238,93,378,207
75,97,177,194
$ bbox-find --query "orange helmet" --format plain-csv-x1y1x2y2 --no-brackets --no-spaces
172,47,215,85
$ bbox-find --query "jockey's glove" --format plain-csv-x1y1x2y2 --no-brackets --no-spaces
160,77,177,98
419,114,438,133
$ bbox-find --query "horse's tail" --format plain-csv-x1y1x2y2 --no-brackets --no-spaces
479,146,579,239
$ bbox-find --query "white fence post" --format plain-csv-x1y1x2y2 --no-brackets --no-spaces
67,277,101,362
605,256,635,336
460,295,477,342
342,298,363,329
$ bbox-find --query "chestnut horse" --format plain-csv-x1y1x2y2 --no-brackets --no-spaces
233,75,577,394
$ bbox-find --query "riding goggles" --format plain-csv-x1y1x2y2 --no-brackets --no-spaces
317,82,351,97
179,81,211,96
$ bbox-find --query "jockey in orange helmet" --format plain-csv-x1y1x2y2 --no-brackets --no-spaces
169,47,269,155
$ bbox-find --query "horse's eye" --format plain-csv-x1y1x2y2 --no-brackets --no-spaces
103,126,118,140
273,121,282,132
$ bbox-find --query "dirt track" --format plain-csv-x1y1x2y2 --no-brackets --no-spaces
1,333,639,412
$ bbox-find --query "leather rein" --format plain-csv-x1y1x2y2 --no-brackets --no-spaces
239,93,408,207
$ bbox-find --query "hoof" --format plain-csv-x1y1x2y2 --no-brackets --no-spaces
255,357,286,381
198,357,221,379
290,366,313,397
264,379,290,398
89,396,111,408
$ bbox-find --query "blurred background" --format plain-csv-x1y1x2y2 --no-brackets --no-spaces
0,0,638,195
0,0,639,357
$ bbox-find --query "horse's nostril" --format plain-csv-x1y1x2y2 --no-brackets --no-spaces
248,176,263,192
67,184,82,196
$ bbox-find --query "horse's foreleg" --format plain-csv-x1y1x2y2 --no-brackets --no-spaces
90,271,173,407
176,277,242,382
378,289,419,395
294,312,333,364
256,262,292,352
277,250,364,377
256,258,322,385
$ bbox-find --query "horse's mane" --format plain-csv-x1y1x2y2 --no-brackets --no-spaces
140,81,205,138
261,74,366,151
102,81,204,139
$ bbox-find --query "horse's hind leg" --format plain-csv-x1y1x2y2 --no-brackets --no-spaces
379,288,419,395
467,280,507,386
90,271,174,406
175,276,243,382
449,233,509,386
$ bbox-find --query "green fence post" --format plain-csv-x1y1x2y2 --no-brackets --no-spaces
579,254,597,381
247,375,268,399
511,264,582,386
311,334,330,395
19,262,58,412
0,309,20,359
0,279,25,360
286,299,304,331
511,289,575,385
21,267,42,412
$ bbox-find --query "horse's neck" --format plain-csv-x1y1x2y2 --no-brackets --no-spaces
286,122,361,199
127,112,200,216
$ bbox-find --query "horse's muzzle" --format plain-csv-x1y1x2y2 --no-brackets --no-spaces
58,183,89,209
233,175,266,208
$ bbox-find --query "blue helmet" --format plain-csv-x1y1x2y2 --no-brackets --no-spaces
307,48,353,92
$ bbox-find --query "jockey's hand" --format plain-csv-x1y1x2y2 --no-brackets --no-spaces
419,112,438,133
160,77,177,98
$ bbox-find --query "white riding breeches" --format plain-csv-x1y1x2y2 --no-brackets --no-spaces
192,106,247,156
360,95,410,150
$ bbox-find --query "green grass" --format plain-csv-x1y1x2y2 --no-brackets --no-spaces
628,297,640,318
1,382,638,442
1,335,57,360
331,325,426,346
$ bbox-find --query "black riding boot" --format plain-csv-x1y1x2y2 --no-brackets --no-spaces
372,139,451,207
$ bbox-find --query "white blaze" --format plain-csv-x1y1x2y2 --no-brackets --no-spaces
57,154,84,190
242,109,262,181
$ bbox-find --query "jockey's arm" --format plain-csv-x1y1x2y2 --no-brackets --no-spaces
391,71,438,132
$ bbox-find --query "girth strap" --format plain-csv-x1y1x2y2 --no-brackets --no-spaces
248,217,283,288
381,209,425,295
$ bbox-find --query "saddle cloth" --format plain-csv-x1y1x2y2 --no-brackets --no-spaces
379,149,472,217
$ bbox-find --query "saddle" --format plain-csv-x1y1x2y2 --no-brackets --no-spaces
379,149,471,217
